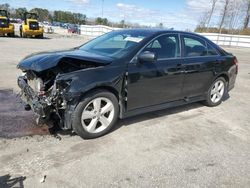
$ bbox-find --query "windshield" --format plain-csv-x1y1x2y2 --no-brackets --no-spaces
79,30,152,58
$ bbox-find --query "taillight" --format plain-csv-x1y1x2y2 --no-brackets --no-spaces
233,57,238,73
233,57,238,65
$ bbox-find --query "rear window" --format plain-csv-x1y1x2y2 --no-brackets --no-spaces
183,36,207,57
182,35,219,57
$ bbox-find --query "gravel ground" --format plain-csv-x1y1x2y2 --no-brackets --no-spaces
0,35,250,188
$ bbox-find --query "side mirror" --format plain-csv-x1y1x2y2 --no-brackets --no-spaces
138,51,157,63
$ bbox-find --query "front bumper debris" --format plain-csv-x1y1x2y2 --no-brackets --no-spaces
17,75,52,119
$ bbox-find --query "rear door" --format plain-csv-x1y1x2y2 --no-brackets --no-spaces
181,35,221,97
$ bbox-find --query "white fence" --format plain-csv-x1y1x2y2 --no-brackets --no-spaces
11,23,250,48
199,33,250,48
80,25,120,38
79,25,250,48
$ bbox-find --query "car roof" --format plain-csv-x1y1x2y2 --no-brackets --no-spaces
113,28,207,40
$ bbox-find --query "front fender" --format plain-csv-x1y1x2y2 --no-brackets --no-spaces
55,65,126,129
56,65,126,101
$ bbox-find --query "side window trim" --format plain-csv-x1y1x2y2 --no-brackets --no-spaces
130,33,182,63
206,42,220,56
181,34,220,58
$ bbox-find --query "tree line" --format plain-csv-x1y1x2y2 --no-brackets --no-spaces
0,3,87,25
196,0,250,35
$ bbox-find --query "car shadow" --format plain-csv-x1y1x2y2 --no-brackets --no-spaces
20,36,51,40
29,36,51,40
0,35,51,40
42,93,231,138
112,93,230,132
0,174,26,188
223,92,230,101
113,102,204,132
1,88,230,138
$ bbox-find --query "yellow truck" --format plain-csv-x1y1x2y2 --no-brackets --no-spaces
0,10,15,37
20,12,44,38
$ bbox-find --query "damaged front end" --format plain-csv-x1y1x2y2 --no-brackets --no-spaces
17,50,112,128
17,72,68,126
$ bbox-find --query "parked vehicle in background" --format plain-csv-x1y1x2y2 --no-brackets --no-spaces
0,9,15,37
68,24,80,34
17,29,238,139
19,12,44,38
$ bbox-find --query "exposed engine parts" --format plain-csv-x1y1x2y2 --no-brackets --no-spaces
18,57,105,128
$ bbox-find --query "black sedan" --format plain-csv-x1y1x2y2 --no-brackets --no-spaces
17,29,238,139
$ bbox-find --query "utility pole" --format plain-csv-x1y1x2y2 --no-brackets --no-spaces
218,0,230,34
101,0,104,18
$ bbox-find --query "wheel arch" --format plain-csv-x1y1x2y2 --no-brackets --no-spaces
215,73,230,90
205,73,229,94
216,73,229,83
79,86,120,101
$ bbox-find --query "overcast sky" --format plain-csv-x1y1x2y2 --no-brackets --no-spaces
1,0,215,30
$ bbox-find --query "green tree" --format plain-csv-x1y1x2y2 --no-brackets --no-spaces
30,8,50,22
73,13,86,24
119,20,125,28
0,3,10,11
95,17,109,25
53,10,85,24
15,7,27,19
159,23,163,28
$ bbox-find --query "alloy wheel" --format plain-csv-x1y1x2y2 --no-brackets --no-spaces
81,97,115,134
210,80,225,103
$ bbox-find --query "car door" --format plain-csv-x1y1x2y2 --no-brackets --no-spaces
181,35,221,98
126,34,185,111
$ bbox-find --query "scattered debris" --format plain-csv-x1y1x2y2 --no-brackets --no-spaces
54,135,62,141
40,175,46,183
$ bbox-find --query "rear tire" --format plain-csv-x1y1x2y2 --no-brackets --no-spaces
36,34,43,39
203,77,227,107
39,34,44,39
7,32,14,37
72,90,119,139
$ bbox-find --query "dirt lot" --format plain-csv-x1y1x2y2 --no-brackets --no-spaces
0,35,250,187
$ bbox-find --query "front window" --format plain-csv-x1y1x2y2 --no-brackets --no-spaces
79,30,151,58
143,34,180,59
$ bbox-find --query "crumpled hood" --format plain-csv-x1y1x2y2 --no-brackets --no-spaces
17,49,113,72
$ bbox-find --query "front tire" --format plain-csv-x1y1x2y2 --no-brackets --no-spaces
72,90,119,139
204,77,227,107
